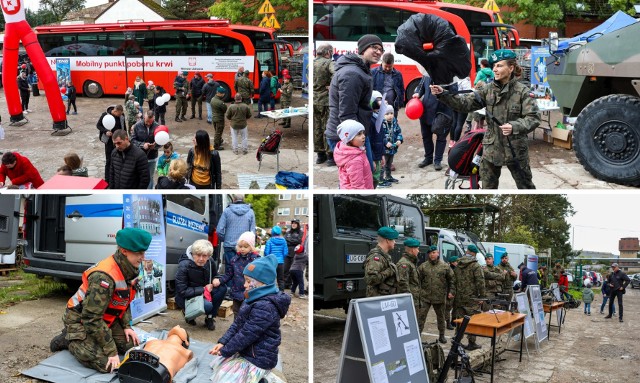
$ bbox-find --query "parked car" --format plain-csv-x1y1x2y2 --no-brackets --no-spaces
630,274,640,289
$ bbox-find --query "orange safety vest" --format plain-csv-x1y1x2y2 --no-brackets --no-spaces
67,255,135,328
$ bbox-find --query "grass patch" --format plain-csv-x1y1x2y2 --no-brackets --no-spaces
0,270,68,308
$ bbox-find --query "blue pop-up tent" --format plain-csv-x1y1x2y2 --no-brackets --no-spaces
556,10,638,52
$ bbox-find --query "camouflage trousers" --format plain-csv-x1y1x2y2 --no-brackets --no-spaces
212,121,225,149
480,158,535,189
453,303,482,344
416,306,428,334
422,302,446,335
445,299,453,324
67,320,134,373
175,96,187,118
281,99,291,127
313,105,329,153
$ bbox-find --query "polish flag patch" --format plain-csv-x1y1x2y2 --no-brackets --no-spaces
100,280,110,288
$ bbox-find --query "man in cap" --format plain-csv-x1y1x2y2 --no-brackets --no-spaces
363,226,399,297
417,245,454,343
518,262,539,292
313,43,334,164
466,244,486,266
430,49,540,189
236,70,254,105
173,71,190,122
202,73,220,123
325,34,383,167
210,86,228,150
482,253,505,299
452,247,485,350
497,253,518,301
50,228,153,373
445,256,459,330
189,72,205,120
605,263,630,322
397,238,424,332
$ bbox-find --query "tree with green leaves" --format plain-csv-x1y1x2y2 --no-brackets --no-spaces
39,0,85,23
245,194,278,228
208,0,307,27
164,0,215,20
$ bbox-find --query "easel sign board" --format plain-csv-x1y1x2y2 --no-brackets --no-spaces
515,292,535,340
337,293,429,383
527,285,548,342
550,283,562,301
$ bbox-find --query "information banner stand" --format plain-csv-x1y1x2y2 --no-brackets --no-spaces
513,292,538,353
337,293,429,383
549,283,564,326
527,285,548,343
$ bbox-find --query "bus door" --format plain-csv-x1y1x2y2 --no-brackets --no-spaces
118,31,147,92
64,195,123,265
124,55,146,91
0,195,20,255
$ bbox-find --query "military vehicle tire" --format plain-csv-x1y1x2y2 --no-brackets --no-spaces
574,94,640,186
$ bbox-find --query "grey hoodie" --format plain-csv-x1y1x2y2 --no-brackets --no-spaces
216,202,256,248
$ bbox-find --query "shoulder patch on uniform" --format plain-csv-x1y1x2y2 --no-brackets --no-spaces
374,257,380,261
100,280,110,289
402,264,407,268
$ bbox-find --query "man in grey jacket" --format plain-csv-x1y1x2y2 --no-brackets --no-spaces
216,194,256,274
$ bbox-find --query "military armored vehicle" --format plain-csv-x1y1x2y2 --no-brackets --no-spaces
547,19,640,186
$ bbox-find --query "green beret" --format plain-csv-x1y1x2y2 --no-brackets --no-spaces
181,71,188,75
501,252,509,259
467,244,479,254
116,228,152,252
488,49,517,66
485,253,494,259
449,256,459,263
428,245,438,253
378,226,399,240
404,238,420,247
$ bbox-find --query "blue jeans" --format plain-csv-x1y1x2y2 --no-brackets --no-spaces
290,270,305,295
223,246,236,287
365,136,374,173
205,101,212,122
326,137,338,153
204,284,227,316
600,296,616,313
584,302,591,314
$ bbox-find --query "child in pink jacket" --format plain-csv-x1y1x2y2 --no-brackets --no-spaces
333,120,374,189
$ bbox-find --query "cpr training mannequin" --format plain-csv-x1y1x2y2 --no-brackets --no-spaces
142,325,194,379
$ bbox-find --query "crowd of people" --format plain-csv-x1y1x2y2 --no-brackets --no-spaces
314,34,542,190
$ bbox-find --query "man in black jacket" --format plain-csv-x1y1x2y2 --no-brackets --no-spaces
201,74,219,123
518,263,539,292
325,34,383,166
17,71,31,113
189,72,205,120
131,110,159,189
97,105,125,182
109,129,150,189
605,263,630,322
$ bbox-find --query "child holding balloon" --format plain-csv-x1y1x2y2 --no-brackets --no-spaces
153,86,169,125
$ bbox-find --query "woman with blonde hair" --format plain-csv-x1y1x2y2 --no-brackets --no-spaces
155,158,192,189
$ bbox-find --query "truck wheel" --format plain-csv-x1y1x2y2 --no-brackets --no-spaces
574,94,640,186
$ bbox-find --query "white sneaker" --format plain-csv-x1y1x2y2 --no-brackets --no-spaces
26,109,33,113
23,110,28,115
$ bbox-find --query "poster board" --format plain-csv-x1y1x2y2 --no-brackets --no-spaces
515,292,535,341
549,283,562,301
337,294,429,383
493,246,506,266
527,285,548,342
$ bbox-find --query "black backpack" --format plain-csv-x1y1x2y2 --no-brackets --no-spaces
447,129,485,176
257,130,283,161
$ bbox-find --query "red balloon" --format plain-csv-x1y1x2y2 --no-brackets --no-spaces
60,87,67,94
405,98,424,120
282,69,289,77
21,64,27,69
155,125,169,135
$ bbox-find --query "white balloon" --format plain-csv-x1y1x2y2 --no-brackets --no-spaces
162,93,171,102
102,114,116,131
155,97,165,106
155,131,170,146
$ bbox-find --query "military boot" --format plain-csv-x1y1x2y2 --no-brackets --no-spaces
446,321,455,330
50,328,69,352
465,341,481,351
326,152,336,167
438,334,447,344
316,152,327,164
205,315,216,331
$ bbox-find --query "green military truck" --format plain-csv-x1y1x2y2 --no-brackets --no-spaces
547,20,640,186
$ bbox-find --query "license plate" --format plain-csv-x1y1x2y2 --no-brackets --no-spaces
346,254,366,263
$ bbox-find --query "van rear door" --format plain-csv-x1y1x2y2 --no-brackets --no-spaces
0,195,20,255
64,195,123,265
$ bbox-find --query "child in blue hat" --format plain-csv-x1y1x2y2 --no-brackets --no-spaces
209,254,291,382
264,225,288,291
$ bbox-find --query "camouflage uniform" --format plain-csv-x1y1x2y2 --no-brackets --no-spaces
280,81,294,128
63,251,139,373
438,77,540,189
497,260,517,302
397,253,425,332
417,258,455,336
313,56,334,154
237,75,254,105
452,256,485,345
445,264,455,328
484,263,505,298
174,74,189,120
210,95,227,149
363,245,398,297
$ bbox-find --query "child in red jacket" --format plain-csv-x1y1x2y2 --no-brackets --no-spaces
0,152,44,188
333,119,374,189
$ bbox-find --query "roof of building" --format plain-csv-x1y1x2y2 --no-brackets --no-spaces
63,0,178,22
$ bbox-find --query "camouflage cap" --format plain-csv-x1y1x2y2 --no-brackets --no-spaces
488,49,517,66
116,228,152,252
467,244,479,254
428,245,438,253
404,238,420,248
449,256,459,263
378,226,399,240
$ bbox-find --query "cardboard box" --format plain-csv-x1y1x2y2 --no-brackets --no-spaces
218,300,234,318
542,130,554,144
167,297,178,310
552,127,573,150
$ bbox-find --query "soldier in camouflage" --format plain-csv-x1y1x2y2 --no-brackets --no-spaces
417,246,455,344
445,256,459,330
279,75,294,128
313,44,334,164
397,238,425,332
174,71,190,122
364,226,399,297
237,70,254,105
49,228,153,373
431,49,541,189
497,253,518,302
453,251,485,350
483,253,506,299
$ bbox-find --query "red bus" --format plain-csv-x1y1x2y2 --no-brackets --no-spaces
35,20,291,100
314,0,520,100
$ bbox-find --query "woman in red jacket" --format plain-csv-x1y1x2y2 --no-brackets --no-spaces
0,152,44,188
558,272,570,301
